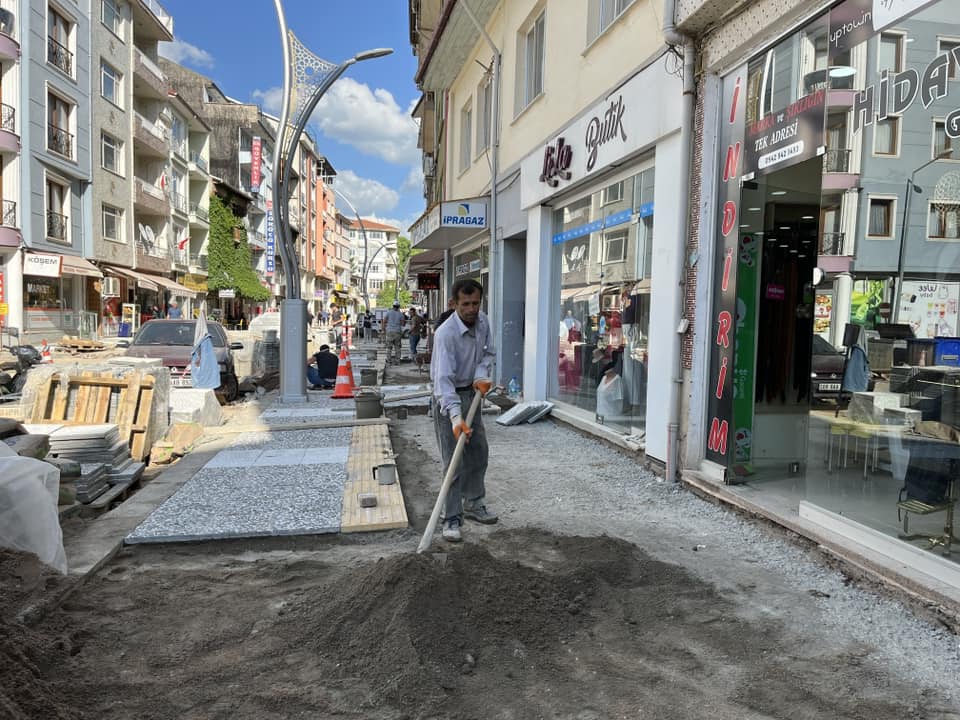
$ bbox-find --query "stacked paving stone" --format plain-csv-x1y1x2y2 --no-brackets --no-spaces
45,424,145,490
75,463,109,503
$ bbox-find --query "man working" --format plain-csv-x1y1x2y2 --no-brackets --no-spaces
430,278,497,542
307,344,339,390
330,304,343,349
384,301,406,364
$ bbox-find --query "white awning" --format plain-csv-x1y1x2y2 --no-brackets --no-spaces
60,255,103,278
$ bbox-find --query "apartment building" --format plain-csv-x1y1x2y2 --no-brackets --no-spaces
409,0,686,464
342,216,398,309
312,158,337,313
0,0,99,344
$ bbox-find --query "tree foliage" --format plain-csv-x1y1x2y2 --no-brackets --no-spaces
376,280,412,308
207,195,269,302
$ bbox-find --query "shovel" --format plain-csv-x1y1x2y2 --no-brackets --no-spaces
417,388,485,554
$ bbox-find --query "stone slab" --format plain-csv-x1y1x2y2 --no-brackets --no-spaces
170,388,223,427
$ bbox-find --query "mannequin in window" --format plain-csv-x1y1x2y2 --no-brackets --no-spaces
595,353,624,423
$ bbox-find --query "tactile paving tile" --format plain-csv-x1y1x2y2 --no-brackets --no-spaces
340,425,408,533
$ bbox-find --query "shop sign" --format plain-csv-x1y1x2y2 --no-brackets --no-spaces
829,0,939,56
743,90,826,177
218,289,236,299
250,137,262,193
265,207,275,275
520,63,682,208
179,273,208,292
705,67,747,466
765,284,786,301
24,253,63,278
454,259,482,277
440,201,486,228
896,281,960,337
851,47,960,136
410,205,440,246
417,272,441,291
0,303,7,316
815,294,834,335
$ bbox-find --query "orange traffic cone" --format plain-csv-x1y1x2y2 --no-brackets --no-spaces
40,339,52,363
330,347,356,399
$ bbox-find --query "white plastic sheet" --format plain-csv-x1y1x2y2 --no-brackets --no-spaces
0,454,67,573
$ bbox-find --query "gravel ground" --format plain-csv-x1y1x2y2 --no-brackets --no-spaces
395,413,960,708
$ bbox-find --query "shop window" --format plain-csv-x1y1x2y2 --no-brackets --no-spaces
515,10,545,115
602,229,628,263
101,61,121,106
102,0,122,38
867,198,894,237
873,116,900,156
102,204,122,242
476,77,492,155
587,0,634,45
101,131,123,174
928,202,960,239
933,121,955,159
939,38,960,78
878,32,904,74
46,177,69,242
602,182,624,205
459,99,472,172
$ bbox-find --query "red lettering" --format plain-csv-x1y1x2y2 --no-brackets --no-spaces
723,142,741,182
721,248,734,291
716,311,732,349
708,418,729,455
729,76,741,124
715,357,728,398
722,201,737,237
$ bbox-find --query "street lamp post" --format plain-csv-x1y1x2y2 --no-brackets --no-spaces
893,149,952,322
271,0,391,403
325,184,372,312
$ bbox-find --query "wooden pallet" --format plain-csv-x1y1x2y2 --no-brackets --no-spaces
340,424,408,533
30,371,156,461
59,336,105,350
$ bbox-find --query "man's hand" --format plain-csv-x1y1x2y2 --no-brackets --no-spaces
451,415,472,441
473,378,493,396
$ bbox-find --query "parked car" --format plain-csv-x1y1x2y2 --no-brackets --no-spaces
120,320,242,402
811,335,846,403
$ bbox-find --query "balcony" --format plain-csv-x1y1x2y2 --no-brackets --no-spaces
823,148,850,173
131,0,173,40
822,147,858,191
189,253,208,271
248,230,267,249
248,193,266,215
47,36,72,76
170,191,188,216
46,211,67,241
47,124,73,160
172,245,189,269
188,201,209,225
0,199,19,247
132,48,167,99
133,111,169,157
188,150,208,176
0,7,19,61
819,232,846,256
0,103,18,154
134,177,170,215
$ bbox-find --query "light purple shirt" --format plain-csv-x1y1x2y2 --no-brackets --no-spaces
430,311,495,419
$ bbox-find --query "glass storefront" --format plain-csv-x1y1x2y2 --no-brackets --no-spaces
707,0,960,564
24,274,80,333
552,166,655,433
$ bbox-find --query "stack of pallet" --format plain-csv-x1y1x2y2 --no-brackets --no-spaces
33,423,146,498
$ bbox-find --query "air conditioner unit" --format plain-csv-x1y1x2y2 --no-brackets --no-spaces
423,154,435,178
101,276,120,298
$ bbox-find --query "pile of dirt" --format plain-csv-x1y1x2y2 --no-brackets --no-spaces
286,532,682,712
0,617,81,720
0,548,67,621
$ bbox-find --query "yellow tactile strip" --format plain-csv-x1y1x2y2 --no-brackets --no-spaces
341,425,408,533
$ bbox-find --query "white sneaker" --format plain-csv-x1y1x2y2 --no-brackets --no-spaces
442,517,462,542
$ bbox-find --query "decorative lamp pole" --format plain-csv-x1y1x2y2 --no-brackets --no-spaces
325,184,372,312
271,0,391,402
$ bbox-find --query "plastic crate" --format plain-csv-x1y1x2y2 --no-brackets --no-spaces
933,337,960,367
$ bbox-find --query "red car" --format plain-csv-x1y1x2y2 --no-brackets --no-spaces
120,319,242,402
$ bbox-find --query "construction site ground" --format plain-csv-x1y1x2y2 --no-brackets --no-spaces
3,346,960,720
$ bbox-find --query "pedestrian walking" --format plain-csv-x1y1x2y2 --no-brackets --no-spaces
408,307,423,357
430,278,497,542
384,301,406,363
330,303,343,349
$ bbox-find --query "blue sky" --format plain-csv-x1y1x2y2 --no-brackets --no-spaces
157,0,423,233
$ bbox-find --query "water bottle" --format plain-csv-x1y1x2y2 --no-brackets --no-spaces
507,376,520,400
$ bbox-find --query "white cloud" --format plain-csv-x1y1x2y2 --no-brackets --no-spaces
334,170,400,216
400,164,424,195
251,87,283,115
158,38,215,69
312,78,420,166
369,212,424,235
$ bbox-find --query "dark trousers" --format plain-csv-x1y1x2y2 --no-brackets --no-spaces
432,388,488,521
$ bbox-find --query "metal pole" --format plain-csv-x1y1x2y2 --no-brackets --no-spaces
893,178,913,323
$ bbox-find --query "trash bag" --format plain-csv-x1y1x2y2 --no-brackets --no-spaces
0,453,67,573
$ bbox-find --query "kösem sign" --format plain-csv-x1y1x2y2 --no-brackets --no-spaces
520,61,681,208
